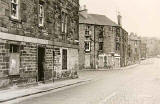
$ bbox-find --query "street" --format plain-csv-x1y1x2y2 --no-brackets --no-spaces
6,58,160,104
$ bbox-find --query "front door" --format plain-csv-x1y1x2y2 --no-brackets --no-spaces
62,49,67,70
38,47,45,82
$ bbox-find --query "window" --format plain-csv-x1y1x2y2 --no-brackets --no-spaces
10,44,19,53
85,25,91,36
135,48,138,53
85,41,90,52
99,31,103,38
11,0,19,19
135,41,137,46
99,42,103,51
61,12,68,33
116,37,120,42
39,3,44,26
116,43,120,51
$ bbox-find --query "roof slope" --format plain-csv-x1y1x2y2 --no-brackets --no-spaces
79,13,118,26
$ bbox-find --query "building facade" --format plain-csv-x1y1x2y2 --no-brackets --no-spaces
128,33,141,65
141,37,160,57
0,0,79,88
79,7,128,70
115,26,128,67
140,42,147,59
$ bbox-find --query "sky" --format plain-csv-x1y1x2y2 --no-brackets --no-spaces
80,0,160,38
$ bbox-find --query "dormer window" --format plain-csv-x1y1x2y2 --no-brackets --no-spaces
11,0,19,19
39,3,44,26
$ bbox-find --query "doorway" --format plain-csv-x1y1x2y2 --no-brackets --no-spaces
38,47,45,82
62,49,67,70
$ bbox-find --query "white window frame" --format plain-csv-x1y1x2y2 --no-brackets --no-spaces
85,41,91,52
39,3,44,26
61,12,68,33
11,0,19,20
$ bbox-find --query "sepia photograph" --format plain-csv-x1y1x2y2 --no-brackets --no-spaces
0,0,160,103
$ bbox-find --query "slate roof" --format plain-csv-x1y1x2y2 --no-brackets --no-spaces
79,13,119,26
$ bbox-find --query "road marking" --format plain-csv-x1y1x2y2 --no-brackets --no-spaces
99,92,117,104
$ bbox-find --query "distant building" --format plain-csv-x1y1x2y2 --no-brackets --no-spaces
141,37,160,57
140,42,147,59
128,33,141,64
79,7,128,69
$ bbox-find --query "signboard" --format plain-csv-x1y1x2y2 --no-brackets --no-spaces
9,53,20,75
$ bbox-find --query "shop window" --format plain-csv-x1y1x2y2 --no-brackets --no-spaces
10,44,19,53
11,0,19,19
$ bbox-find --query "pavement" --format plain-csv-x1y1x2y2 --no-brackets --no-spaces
0,77,92,103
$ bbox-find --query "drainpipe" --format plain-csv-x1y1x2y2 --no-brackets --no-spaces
94,25,96,69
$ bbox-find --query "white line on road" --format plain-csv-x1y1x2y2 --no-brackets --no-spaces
99,92,117,104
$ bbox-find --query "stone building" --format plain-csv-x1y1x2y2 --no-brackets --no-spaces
140,42,147,59
128,33,141,65
141,37,160,57
0,0,79,88
116,26,128,67
79,7,128,69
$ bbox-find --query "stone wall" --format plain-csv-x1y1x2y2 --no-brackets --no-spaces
20,42,37,84
103,26,116,54
78,24,98,69
0,0,79,43
67,48,79,70
79,24,85,69
44,45,53,81
0,39,9,88
0,0,79,87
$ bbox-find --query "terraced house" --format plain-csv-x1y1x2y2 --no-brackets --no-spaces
0,0,79,88
79,6,128,70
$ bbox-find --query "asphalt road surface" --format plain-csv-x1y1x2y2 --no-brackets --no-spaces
8,58,160,104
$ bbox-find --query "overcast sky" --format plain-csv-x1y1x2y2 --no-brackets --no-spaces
80,0,160,38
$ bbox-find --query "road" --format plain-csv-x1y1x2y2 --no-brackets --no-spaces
9,58,160,104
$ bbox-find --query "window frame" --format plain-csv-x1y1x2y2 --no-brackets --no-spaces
99,42,103,51
39,3,44,27
61,12,68,33
85,41,91,52
11,0,19,20
85,25,91,36
10,44,20,53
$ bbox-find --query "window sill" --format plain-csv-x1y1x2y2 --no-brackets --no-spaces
85,50,91,53
39,24,44,28
10,17,21,23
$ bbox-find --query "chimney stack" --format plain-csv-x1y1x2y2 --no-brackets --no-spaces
80,5,88,18
117,12,122,26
